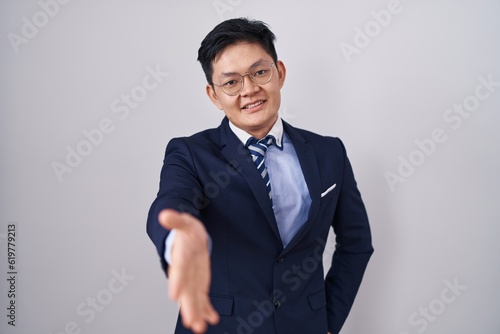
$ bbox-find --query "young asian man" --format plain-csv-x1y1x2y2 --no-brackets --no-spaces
147,18,374,334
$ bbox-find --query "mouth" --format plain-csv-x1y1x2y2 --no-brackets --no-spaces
241,100,266,111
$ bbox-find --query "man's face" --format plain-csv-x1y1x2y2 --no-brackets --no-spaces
206,42,286,139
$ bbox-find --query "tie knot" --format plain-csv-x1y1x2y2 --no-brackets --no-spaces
246,135,275,157
246,135,275,147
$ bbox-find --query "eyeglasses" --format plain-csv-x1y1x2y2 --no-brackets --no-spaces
216,62,275,96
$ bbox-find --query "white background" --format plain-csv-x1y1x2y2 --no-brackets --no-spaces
1,0,499,333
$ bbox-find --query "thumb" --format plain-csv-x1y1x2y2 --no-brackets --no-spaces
158,209,188,230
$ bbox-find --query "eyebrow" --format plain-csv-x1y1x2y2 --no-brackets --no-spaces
220,59,267,77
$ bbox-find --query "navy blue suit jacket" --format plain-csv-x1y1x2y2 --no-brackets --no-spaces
147,117,373,334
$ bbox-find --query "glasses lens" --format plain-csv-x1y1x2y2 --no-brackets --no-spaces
220,75,242,95
250,63,273,85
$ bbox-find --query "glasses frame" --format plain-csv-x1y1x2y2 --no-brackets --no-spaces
215,62,275,96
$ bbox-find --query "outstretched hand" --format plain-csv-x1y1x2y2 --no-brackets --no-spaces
159,209,220,333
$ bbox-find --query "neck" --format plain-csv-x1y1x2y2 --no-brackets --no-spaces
247,115,279,139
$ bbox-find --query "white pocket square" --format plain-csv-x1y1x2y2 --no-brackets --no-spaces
321,183,337,198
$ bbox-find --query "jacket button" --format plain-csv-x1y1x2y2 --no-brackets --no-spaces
274,300,281,309
276,256,284,263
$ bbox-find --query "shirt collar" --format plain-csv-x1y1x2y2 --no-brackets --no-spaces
228,117,284,149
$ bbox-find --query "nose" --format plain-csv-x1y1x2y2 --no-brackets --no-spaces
239,73,260,96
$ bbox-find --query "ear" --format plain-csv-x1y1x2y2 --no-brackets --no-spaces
276,60,286,89
206,84,223,110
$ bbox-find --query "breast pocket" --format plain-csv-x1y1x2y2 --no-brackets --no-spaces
320,183,337,198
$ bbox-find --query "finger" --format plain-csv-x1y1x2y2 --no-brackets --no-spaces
180,300,207,334
167,266,180,300
204,302,220,325
158,209,186,230
190,319,208,334
191,301,219,332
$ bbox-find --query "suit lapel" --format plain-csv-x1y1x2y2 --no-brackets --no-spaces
219,118,282,242
281,121,322,252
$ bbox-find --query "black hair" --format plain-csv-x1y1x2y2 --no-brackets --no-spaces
197,18,278,85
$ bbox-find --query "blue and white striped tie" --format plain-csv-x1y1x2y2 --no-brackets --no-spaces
246,135,274,202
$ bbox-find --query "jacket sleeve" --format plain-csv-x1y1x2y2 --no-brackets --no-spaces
146,138,204,273
325,139,374,334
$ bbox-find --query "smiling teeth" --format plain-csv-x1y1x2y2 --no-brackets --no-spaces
244,101,264,109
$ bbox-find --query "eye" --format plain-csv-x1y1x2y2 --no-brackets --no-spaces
222,79,238,87
254,69,267,77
